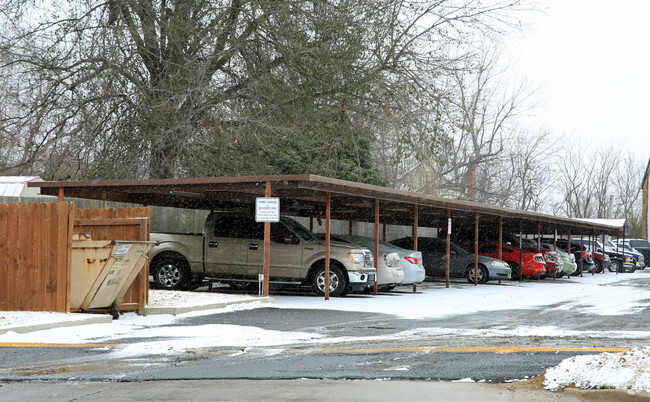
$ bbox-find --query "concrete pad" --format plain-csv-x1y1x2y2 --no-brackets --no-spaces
144,296,274,316
0,313,112,335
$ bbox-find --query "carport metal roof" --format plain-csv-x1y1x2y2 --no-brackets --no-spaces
30,174,625,236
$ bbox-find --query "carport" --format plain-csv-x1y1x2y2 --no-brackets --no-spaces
31,174,626,299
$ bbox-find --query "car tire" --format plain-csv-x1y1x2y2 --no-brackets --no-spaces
312,264,348,297
466,264,488,284
507,262,521,280
608,261,621,273
594,260,603,274
151,257,192,290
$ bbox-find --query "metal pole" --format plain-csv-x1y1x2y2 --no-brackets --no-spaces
602,233,606,274
374,199,379,295
263,182,271,297
566,229,571,278
498,216,503,260
519,229,523,281
475,213,479,286
592,233,595,276
446,209,451,288
413,205,419,292
580,232,584,277
325,192,331,300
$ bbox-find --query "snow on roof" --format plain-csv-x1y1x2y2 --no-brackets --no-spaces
0,176,42,197
575,218,626,229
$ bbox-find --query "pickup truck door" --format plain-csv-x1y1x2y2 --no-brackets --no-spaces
246,222,304,281
204,215,250,276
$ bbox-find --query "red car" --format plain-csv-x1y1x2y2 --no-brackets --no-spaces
523,247,560,277
473,242,546,279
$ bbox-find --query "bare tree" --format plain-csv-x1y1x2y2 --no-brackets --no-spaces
436,47,538,202
0,0,531,181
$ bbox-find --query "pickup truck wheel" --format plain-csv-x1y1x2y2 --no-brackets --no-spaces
152,258,191,290
466,264,488,284
312,265,348,297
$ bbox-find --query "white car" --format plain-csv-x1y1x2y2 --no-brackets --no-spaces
331,235,425,287
319,234,405,291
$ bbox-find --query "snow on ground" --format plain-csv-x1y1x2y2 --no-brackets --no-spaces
1,271,650,390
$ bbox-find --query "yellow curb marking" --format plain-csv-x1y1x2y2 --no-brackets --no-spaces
0,343,116,348
318,346,631,354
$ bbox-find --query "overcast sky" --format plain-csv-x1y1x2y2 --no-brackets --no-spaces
506,0,650,158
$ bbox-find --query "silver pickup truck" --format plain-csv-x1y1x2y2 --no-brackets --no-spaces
149,212,377,296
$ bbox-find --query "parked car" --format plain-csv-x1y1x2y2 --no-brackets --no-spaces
545,239,596,275
607,240,644,271
317,234,405,291
568,238,633,273
614,239,650,266
470,242,546,280
150,213,377,296
390,237,511,284
518,239,561,277
537,242,578,277
328,235,425,286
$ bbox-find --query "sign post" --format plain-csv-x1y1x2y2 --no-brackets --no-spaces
256,187,279,297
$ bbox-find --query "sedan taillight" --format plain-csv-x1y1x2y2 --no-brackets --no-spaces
404,256,419,264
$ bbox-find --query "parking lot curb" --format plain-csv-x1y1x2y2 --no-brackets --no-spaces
144,296,275,316
0,314,113,335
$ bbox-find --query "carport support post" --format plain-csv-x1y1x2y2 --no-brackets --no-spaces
374,199,380,295
412,205,419,292
566,229,571,278
325,192,331,300
497,216,502,283
498,216,503,260
519,230,523,281
602,233,606,274
580,233,584,277
592,233,596,276
263,182,271,297
446,209,451,288
475,213,480,286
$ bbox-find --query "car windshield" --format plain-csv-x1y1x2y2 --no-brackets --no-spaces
281,217,316,241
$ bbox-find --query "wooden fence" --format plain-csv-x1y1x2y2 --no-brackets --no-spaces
0,202,151,314
0,202,73,312
73,206,151,313
1,196,207,234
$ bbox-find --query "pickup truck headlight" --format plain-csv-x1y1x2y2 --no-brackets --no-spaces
348,253,365,265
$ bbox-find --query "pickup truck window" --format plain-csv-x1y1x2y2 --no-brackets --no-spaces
282,217,316,241
214,215,298,244
214,216,264,239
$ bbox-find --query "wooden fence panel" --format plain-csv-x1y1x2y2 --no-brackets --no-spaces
0,205,7,311
1,203,150,314
0,202,72,312
56,202,71,312
72,207,151,314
